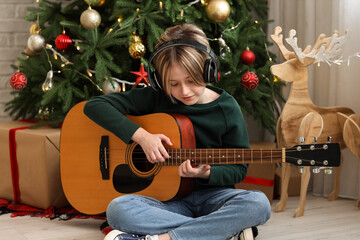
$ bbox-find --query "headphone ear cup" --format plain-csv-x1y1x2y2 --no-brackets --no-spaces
203,58,217,83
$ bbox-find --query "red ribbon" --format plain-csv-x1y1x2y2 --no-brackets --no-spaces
242,176,274,187
8,126,31,203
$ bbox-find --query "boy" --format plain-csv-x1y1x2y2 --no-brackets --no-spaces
84,23,270,240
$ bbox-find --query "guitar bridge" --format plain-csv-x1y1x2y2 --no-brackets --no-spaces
99,135,109,180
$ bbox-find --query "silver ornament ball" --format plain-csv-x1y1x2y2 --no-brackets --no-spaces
102,79,120,94
27,34,45,53
80,8,101,30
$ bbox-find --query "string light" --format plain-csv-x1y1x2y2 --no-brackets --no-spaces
111,76,148,87
254,20,273,62
86,70,93,77
44,44,146,92
184,0,200,8
180,0,200,19
45,45,72,65
207,21,242,43
319,50,360,66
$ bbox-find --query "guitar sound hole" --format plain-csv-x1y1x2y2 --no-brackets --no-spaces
132,144,155,173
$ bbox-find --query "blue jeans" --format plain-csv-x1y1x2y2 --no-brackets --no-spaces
106,188,271,240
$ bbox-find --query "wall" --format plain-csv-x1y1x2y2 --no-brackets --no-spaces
0,0,39,122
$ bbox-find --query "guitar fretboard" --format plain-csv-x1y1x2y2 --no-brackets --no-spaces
158,148,284,166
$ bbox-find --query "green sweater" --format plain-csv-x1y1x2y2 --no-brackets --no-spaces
84,85,249,190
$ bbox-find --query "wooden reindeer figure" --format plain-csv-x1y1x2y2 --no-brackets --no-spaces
270,26,355,217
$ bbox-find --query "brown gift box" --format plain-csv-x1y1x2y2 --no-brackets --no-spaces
235,142,277,204
0,121,68,209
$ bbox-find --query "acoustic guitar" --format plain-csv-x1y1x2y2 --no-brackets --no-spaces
60,101,341,215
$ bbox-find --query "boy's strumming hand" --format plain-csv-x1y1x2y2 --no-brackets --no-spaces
131,127,173,164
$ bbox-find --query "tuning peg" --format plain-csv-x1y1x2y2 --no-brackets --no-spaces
312,167,320,174
314,137,318,144
298,137,305,144
327,136,332,143
299,167,306,174
324,168,333,175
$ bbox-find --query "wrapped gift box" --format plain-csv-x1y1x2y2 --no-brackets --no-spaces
235,142,276,204
0,121,68,209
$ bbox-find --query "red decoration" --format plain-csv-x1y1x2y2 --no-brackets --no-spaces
241,71,259,90
240,48,255,65
10,72,27,90
130,64,149,87
55,33,72,50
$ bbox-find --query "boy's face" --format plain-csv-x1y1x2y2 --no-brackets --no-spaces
168,62,206,105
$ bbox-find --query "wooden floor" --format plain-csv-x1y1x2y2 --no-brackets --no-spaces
0,194,359,240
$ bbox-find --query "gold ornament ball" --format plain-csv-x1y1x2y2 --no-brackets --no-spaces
30,23,41,35
205,0,231,23
129,42,146,59
80,8,101,30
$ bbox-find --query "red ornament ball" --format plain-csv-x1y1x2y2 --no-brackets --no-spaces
241,71,259,90
10,72,27,90
240,48,255,65
55,33,72,50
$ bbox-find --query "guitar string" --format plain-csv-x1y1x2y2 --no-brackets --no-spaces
110,146,334,165
110,156,327,165
128,146,330,152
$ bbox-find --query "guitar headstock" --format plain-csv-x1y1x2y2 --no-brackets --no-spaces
285,143,341,167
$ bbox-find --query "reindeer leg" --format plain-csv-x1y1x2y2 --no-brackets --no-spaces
328,155,343,201
274,118,291,212
294,166,310,218
294,112,324,217
274,162,291,212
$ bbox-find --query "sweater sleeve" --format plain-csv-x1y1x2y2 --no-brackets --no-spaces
197,96,250,188
83,87,158,143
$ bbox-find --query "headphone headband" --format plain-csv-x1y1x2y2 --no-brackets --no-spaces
147,39,219,91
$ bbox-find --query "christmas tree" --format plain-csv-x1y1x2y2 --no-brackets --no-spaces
6,0,284,134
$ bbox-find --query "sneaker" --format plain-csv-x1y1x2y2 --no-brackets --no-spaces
104,230,146,240
239,228,254,240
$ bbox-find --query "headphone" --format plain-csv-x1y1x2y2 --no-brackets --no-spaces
147,39,220,91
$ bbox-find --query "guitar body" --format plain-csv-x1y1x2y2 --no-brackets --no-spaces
60,102,195,215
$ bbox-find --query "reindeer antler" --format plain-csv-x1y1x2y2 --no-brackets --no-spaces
285,28,348,66
270,26,296,60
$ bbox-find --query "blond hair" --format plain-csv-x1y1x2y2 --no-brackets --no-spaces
152,23,211,100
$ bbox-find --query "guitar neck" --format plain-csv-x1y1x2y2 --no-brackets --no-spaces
161,148,284,166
